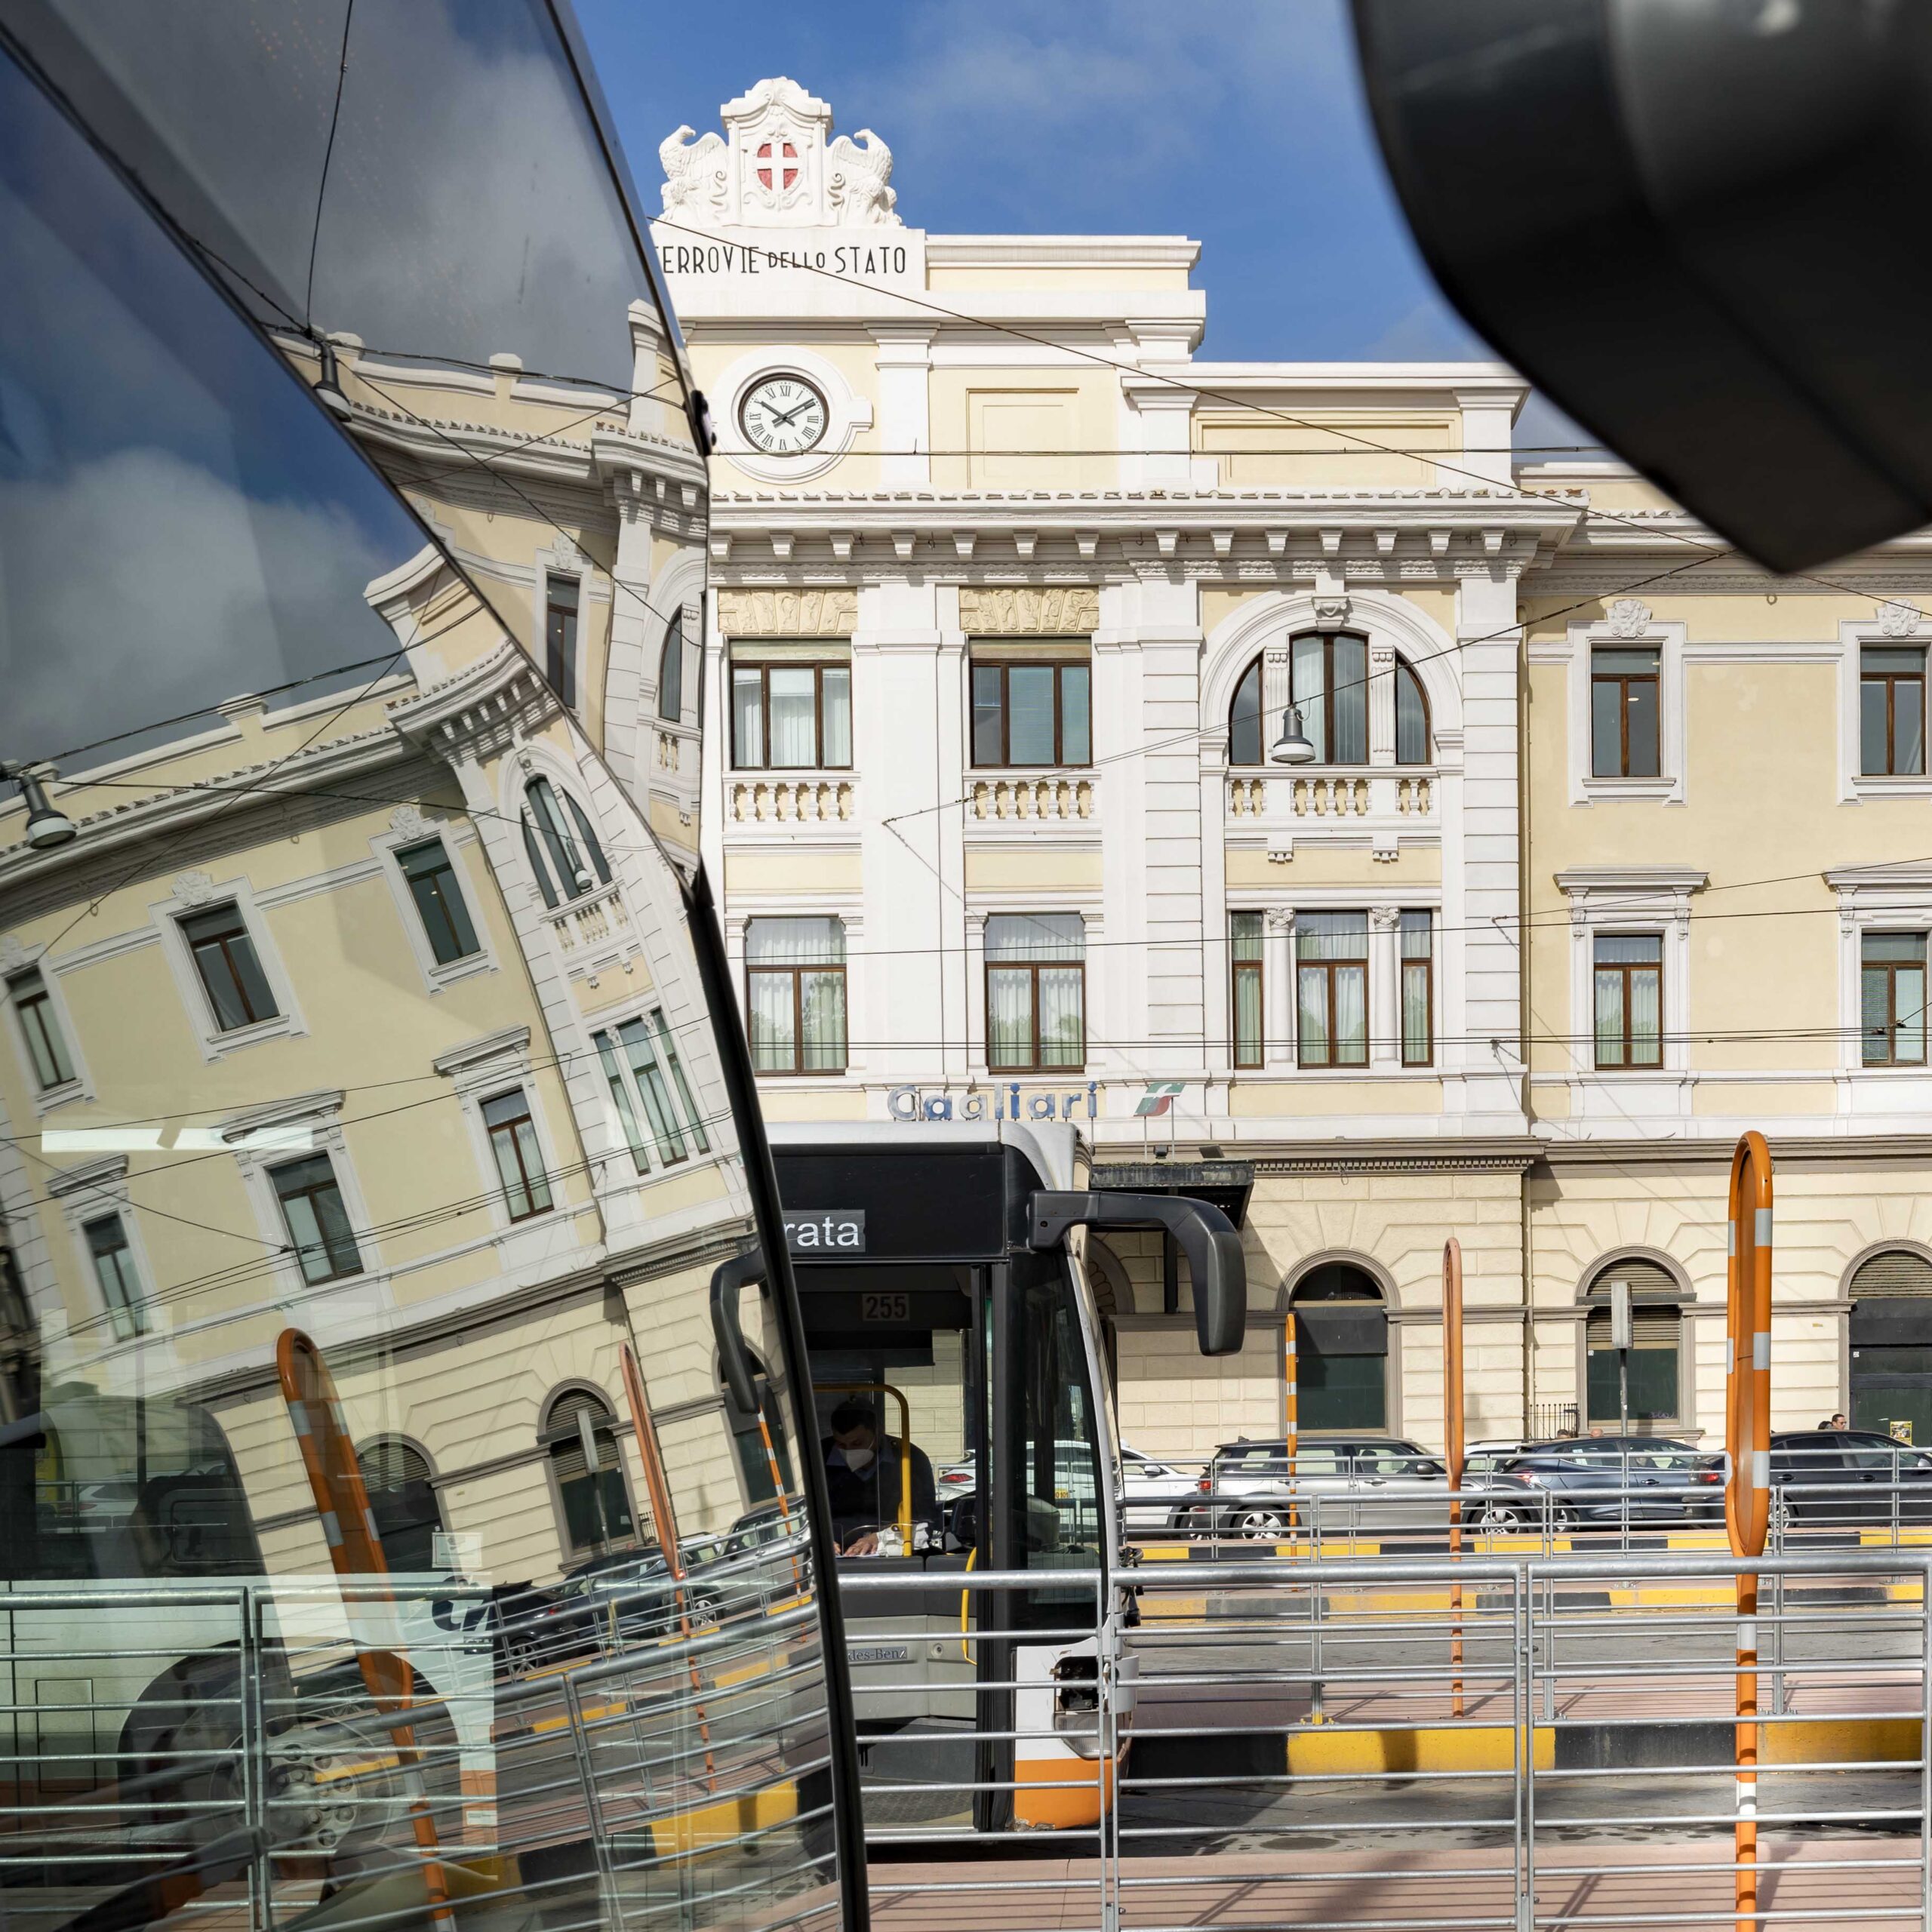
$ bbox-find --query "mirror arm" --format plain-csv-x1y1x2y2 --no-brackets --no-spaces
709,1244,768,1415
1026,1190,1247,1356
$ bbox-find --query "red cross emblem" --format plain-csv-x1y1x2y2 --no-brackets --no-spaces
755,140,798,190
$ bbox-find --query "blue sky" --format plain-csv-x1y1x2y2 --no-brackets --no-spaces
579,0,1589,453
580,0,1490,365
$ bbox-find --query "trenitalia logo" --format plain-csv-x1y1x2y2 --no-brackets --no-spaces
887,1082,1101,1122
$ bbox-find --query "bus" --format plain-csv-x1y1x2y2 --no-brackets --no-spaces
715,1121,1246,1840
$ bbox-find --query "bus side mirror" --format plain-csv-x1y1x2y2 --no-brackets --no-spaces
1027,1192,1247,1357
710,1246,768,1415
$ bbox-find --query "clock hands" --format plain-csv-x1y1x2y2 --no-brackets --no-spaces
764,400,819,429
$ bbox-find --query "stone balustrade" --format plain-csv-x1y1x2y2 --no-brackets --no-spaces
728,776,857,823
969,774,1097,821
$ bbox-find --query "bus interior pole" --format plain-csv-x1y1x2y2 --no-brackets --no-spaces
983,1260,1017,1833
1726,1133,1774,1932
1444,1238,1465,1721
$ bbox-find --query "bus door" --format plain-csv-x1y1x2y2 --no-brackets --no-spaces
789,1260,984,1837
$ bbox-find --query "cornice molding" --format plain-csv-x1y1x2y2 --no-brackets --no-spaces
386,639,560,761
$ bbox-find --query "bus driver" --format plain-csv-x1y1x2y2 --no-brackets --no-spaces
822,1397,941,1555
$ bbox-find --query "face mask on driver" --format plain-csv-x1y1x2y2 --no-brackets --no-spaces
838,1444,875,1473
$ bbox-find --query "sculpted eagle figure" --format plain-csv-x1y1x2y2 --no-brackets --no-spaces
660,124,728,220
826,129,902,227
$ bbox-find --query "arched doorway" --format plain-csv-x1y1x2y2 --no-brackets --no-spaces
356,1438,445,1572
1290,1263,1388,1432
1850,1249,1932,1443
1583,1257,1685,1432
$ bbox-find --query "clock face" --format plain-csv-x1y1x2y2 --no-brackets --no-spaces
738,374,829,455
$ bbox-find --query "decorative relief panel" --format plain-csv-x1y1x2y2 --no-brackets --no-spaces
716,587,858,637
957,586,1100,635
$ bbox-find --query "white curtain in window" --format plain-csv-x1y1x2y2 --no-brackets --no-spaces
746,917,845,965
1594,968,1625,1060
1628,958,1660,1057
983,913,1084,962
1038,967,1084,1067
732,667,764,767
768,666,817,768
1332,962,1366,1061
799,970,848,1070
821,667,851,767
987,968,1034,1065
1291,634,1324,760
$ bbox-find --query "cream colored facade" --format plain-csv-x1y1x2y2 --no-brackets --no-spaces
0,301,775,1589
657,77,1932,1460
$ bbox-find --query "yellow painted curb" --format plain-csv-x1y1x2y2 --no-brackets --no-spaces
650,1780,797,1858
1287,1724,1555,1774
1764,1718,1919,1764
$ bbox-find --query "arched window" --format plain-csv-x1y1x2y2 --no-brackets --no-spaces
543,1389,636,1558
1290,632,1369,764
520,776,611,909
1229,657,1264,767
356,1438,445,1573
1849,1249,1932,1439
1291,1263,1387,1432
657,612,684,724
1583,1258,1682,1428
1395,657,1430,764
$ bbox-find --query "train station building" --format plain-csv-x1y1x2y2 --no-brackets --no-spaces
658,76,1932,1463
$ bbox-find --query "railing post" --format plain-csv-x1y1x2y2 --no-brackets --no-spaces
1515,1571,1536,1932
1100,1572,1121,1932
1921,1554,1931,1931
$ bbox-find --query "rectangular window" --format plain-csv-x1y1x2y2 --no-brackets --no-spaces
1296,912,1368,1068
396,838,481,966
1231,912,1263,1069
482,1090,552,1221
1590,646,1661,777
969,654,1091,768
8,966,75,1090
180,903,278,1031
545,574,579,709
1288,633,1368,764
269,1154,362,1284
594,1015,709,1170
1861,646,1927,776
730,655,852,769
85,1214,146,1340
1593,934,1663,1069
1400,910,1434,1066
1862,931,1927,1067
746,917,848,1075
985,913,1086,1072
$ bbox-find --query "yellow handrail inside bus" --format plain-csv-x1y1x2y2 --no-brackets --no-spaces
814,1380,914,1546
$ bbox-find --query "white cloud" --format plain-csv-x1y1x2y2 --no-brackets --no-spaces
0,447,402,768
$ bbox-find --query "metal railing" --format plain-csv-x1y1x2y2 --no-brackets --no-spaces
851,1549,1932,1931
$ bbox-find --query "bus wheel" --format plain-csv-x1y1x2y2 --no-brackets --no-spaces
122,1656,247,1850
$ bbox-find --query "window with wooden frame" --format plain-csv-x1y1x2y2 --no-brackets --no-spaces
395,838,481,966
969,641,1091,768
268,1152,362,1284
84,1212,146,1340
1861,646,1927,777
481,1088,553,1220
180,903,279,1032
1593,933,1663,1069
1862,931,1927,1066
1400,910,1434,1066
985,913,1085,1072
1229,658,1264,767
1296,912,1368,1068
520,776,611,908
657,611,684,723
542,1389,636,1556
544,574,579,708
745,917,848,1075
8,966,75,1090
1230,912,1263,1068
730,643,851,769
1395,658,1431,764
1289,632,1369,765
595,1013,703,1166
1590,645,1661,777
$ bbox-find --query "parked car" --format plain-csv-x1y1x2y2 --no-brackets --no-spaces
935,1443,1183,1546
494,1543,727,1670
1769,1429,1932,1531
1177,1435,1537,1537
1474,1436,1724,1531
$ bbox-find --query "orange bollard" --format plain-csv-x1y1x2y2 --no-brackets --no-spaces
275,1330,452,1920
1283,1309,1299,1540
1726,1134,1774,1932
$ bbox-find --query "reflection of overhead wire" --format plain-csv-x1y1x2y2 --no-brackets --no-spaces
303,0,355,329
